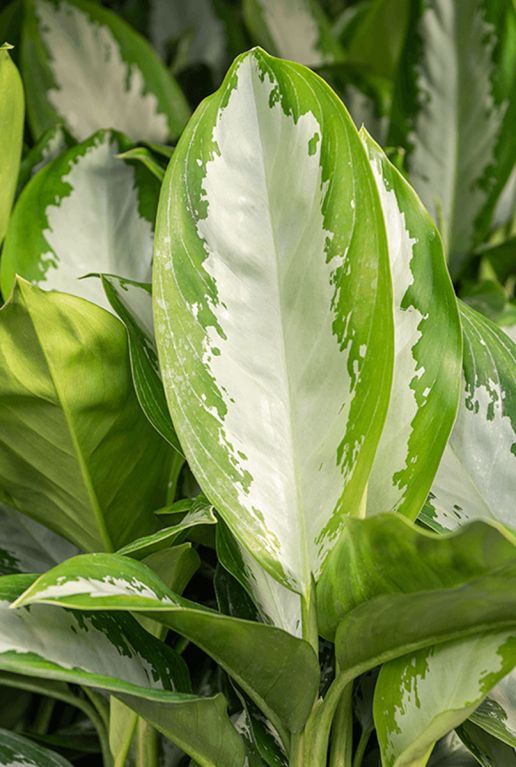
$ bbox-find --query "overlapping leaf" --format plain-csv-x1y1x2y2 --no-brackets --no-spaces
21,0,190,141
1,131,160,313
0,281,171,552
0,728,73,767
425,302,516,533
14,552,320,736
154,46,393,594
1,574,244,767
360,130,462,520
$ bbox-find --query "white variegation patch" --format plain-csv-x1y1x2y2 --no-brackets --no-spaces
253,0,327,66
366,154,426,515
38,134,154,311
15,575,177,607
407,0,506,262
377,632,516,766
0,599,166,688
429,308,516,531
183,54,355,589
35,0,169,141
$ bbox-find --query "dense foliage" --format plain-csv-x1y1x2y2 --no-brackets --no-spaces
0,1,515,766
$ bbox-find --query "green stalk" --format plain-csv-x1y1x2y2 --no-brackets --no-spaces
329,681,353,767
33,697,55,734
352,726,373,767
137,718,159,767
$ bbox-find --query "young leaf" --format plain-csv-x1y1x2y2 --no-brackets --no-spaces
21,0,190,142
360,129,462,520
317,514,516,640
153,47,393,594
1,575,244,767
0,43,24,245
425,302,516,533
0,280,171,553
0,503,78,575
374,631,516,767
389,0,516,275
100,275,183,453
14,552,320,736
0,728,73,767
243,0,344,66
1,131,160,313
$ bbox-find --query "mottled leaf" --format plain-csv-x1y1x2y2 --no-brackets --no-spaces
153,47,393,594
21,0,190,141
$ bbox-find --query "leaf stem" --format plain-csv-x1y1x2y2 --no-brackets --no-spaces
329,681,353,767
137,718,159,767
352,726,373,767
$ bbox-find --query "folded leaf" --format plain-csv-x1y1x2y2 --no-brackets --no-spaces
389,0,516,275
1,131,160,313
374,631,516,767
0,43,23,244
100,275,183,453
154,46,393,594
317,514,516,640
21,0,190,141
14,552,320,736
360,129,462,520
426,302,516,533
0,503,77,575
0,728,73,766
243,0,343,66
1,575,244,767
0,280,171,553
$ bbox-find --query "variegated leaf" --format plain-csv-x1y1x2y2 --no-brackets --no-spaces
0,280,171,553
149,0,227,79
458,721,516,766
0,44,23,244
1,131,159,313
0,575,244,767
0,729,73,767
427,732,477,766
360,129,462,519
14,552,320,736
471,670,516,747
243,0,343,66
374,631,516,767
153,47,393,595
389,0,516,275
0,503,78,575
16,124,74,193
425,302,516,533
217,522,302,638
21,0,190,142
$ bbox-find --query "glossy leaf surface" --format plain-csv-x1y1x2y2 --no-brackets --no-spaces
154,47,393,594
14,552,320,735
0,281,170,552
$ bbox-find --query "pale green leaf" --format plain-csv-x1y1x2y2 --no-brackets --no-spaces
360,129,462,520
1,131,160,313
243,0,343,66
14,552,320,736
0,503,78,575
0,574,244,767
317,513,516,640
374,632,516,767
0,43,23,244
425,303,516,533
153,47,393,594
0,728,73,766
0,280,171,553
389,0,516,275
21,0,190,142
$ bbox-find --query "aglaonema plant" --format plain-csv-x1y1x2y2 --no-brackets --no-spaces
0,1,515,764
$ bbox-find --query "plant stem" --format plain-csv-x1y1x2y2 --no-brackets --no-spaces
352,726,372,767
137,718,159,767
329,681,353,767
33,697,55,734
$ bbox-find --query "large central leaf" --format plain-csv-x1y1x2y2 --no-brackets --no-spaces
154,47,393,594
